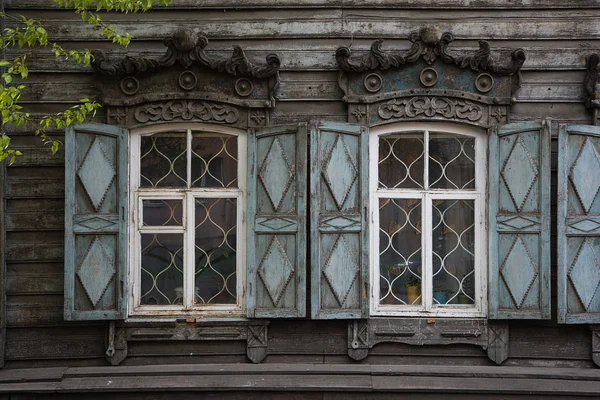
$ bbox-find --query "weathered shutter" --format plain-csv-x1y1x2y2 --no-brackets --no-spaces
488,120,550,319
310,121,368,319
558,124,600,323
64,123,128,320
247,124,307,318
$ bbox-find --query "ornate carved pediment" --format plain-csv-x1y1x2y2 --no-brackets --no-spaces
584,53,600,125
92,29,280,129
337,27,526,127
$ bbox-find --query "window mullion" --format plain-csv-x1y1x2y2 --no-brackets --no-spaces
184,193,195,309
424,130,429,190
423,193,433,312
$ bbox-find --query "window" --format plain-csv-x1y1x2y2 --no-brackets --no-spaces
129,123,247,316
369,123,487,317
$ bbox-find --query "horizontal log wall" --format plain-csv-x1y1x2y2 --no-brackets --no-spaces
1,0,599,369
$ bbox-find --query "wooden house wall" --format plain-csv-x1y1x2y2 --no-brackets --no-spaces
1,0,600,369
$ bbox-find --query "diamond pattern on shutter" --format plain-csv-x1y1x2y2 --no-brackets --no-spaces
322,134,357,210
259,137,294,212
569,137,600,214
500,235,538,309
257,236,295,306
568,239,600,312
77,137,116,211
77,236,116,307
501,136,538,213
323,235,359,306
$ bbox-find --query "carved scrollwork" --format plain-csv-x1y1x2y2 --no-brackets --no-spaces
378,97,484,122
134,100,240,124
91,28,281,81
336,26,525,77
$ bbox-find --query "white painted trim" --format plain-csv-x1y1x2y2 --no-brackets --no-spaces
129,123,247,317
370,122,487,318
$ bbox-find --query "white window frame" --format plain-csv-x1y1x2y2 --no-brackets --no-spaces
369,122,487,317
128,122,247,317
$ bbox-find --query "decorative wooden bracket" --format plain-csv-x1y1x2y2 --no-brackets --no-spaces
105,321,128,366
487,321,509,365
347,318,509,364
246,324,268,364
584,53,600,126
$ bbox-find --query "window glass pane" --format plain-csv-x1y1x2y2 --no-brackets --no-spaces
195,198,237,305
191,133,238,188
379,198,422,305
140,233,184,305
379,133,424,189
142,199,183,226
429,133,475,190
140,133,187,188
431,199,475,306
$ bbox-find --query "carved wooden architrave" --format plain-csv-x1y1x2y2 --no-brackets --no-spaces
337,27,525,128
339,27,524,364
105,320,270,365
584,53,600,126
92,28,280,130
347,319,510,364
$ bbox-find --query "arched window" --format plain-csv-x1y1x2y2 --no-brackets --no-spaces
130,122,247,316
369,122,486,317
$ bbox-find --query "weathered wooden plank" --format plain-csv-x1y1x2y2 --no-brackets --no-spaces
5,327,104,360
509,326,591,360
7,12,600,41
5,232,64,262
5,178,64,199
6,211,64,231
6,295,64,327
6,47,596,73
7,0,600,9
6,263,63,295
6,199,64,232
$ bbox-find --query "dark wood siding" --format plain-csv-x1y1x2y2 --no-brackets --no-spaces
1,0,599,369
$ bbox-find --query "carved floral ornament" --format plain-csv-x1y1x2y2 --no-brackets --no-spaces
337,27,525,127
336,27,525,76
91,29,281,128
584,53,600,125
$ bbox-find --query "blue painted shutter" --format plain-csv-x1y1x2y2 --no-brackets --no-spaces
64,123,128,320
247,124,307,318
310,121,368,319
558,124,600,323
488,121,550,319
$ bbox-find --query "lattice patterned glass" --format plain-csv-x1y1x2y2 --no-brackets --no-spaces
192,132,238,188
379,198,422,305
431,199,475,305
140,233,184,305
379,134,424,189
195,198,237,304
429,133,475,190
140,132,187,188
142,199,183,226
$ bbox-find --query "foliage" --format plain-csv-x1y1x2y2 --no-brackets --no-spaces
404,275,421,288
0,0,171,164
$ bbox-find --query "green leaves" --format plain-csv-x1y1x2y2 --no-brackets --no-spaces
0,0,171,164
